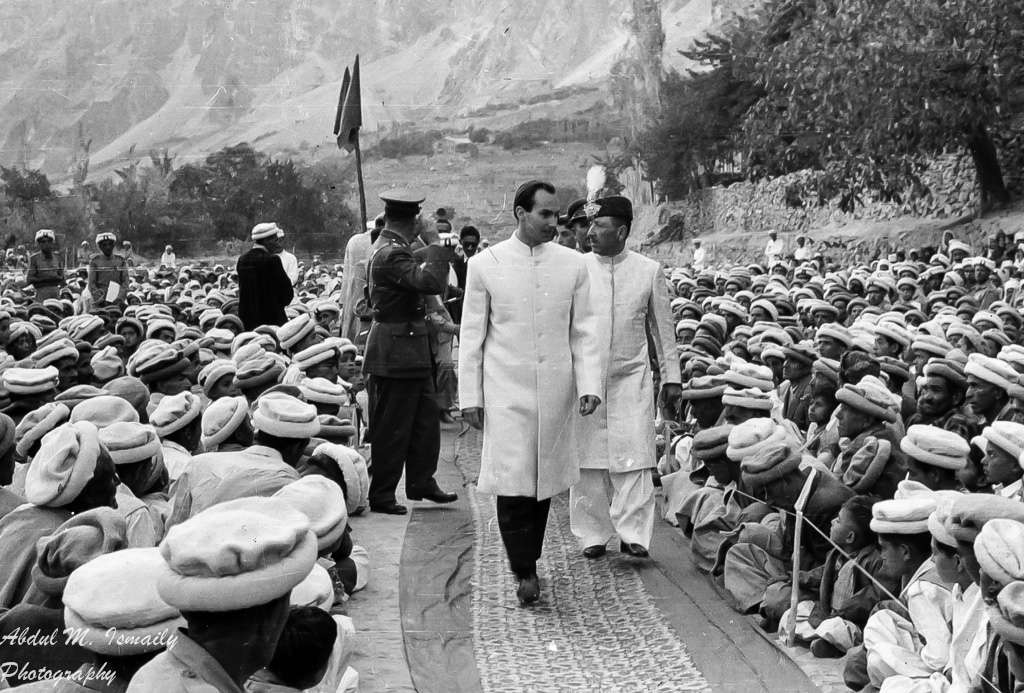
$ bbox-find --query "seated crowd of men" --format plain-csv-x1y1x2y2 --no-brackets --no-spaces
658,238,1024,692
0,236,367,691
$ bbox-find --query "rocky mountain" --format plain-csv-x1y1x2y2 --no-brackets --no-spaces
0,0,744,180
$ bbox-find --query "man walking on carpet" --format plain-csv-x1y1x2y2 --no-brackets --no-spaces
459,180,602,606
570,195,682,560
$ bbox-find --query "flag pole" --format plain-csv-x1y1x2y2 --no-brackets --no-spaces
354,132,367,232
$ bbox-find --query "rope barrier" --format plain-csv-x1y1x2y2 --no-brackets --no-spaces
718,482,904,605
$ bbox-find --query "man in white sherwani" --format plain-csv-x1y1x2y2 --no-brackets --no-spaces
459,180,603,607
570,196,682,559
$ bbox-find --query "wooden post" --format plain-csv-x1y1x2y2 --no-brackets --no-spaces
787,467,817,647
354,135,367,232
787,509,804,647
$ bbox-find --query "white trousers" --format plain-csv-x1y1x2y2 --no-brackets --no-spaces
569,468,655,549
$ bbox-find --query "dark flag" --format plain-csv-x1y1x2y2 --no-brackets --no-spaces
334,56,362,152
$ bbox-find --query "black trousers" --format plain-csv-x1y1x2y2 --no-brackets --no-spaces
366,375,440,506
496,496,551,579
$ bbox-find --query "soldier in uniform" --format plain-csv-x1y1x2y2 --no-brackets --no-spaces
363,190,459,515
87,232,129,308
26,229,65,301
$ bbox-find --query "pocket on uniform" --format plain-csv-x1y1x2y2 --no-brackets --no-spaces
388,323,432,367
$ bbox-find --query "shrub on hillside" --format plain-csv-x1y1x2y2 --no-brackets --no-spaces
376,131,443,158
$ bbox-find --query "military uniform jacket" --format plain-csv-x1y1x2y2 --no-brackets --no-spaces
362,230,448,379
236,245,293,329
26,252,65,300
86,252,128,303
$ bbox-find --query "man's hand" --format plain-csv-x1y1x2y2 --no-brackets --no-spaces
660,383,683,420
579,395,601,416
462,407,484,430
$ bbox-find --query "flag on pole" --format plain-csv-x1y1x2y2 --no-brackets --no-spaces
334,55,362,152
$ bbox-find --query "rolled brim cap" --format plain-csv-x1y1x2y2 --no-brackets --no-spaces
315,415,356,441
842,437,893,492
251,222,283,241
35,229,55,241
900,424,969,470
726,418,788,462
982,421,1024,462
252,392,320,439
680,376,725,400
836,384,899,423
990,581,1024,646
156,497,318,611
691,424,733,462
922,359,967,389
870,496,937,535
722,386,772,411
235,356,284,390
200,396,249,450
946,494,1024,544
150,392,202,437
975,519,1024,586
3,366,60,395
740,441,801,486
69,395,140,428
273,475,348,552
15,402,71,458
63,547,184,656
293,342,338,370
965,353,1024,399
25,421,101,508
98,422,162,465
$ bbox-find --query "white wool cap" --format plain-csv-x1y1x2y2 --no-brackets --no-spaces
252,222,284,241
200,396,250,451
252,393,319,439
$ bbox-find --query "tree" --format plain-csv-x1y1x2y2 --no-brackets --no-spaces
742,0,1024,210
636,13,764,198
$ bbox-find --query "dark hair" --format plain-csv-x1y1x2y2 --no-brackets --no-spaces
459,225,480,241
878,531,933,559
841,351,880,384
841,495,877,549
513,180,555,218
435,208,447,218
267,607,337,688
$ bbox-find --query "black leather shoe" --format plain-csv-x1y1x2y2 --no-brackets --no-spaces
370,502,408,515
582,544,607,559
516,574,540,606
407,486,458,504
620,542,649,558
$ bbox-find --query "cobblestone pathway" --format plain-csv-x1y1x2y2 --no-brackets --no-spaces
456,428,711,693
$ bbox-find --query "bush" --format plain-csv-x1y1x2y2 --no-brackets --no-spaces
376,131,443,158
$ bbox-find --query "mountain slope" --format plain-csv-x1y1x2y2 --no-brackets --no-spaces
0,0,736,180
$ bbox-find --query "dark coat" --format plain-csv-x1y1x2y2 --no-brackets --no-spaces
237,246,293,330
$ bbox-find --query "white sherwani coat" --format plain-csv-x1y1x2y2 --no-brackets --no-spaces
578,250,680,472
340,231,372,341
458,233,601,500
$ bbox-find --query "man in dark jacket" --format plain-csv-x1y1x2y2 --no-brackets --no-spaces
237,222,294,330
363,190,458,514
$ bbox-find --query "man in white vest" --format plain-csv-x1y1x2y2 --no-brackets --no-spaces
459,180,602,606
571,195,682,559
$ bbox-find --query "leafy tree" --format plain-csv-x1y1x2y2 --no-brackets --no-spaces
742,0,1024,210
637,14,764,198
